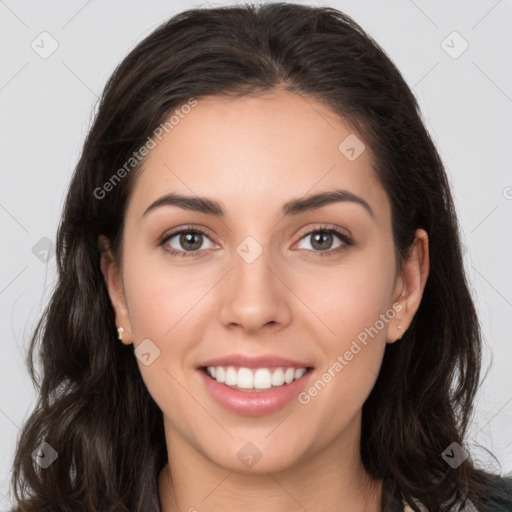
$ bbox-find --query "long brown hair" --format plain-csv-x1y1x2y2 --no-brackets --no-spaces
10,3,511,511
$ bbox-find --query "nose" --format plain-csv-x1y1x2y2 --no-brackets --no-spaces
217,242,292,334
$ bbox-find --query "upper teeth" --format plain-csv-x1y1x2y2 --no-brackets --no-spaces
206,366,308,390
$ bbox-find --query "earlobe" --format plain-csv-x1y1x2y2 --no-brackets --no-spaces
98,235,133,345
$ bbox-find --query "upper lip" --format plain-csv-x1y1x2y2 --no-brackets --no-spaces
198,354,314,370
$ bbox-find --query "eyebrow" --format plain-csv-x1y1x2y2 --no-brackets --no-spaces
142,188,374,219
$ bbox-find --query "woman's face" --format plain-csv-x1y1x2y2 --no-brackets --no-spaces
101,89,428,474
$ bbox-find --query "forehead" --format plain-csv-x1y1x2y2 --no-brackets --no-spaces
126,90,388,221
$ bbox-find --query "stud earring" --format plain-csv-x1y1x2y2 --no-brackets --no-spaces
117,327,124,341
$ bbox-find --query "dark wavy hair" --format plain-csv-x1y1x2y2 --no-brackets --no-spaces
9,2,512,511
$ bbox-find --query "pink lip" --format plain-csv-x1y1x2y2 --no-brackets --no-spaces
197,368,314,416
198,354,313,370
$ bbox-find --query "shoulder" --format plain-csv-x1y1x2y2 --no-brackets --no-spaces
470,471,512,512
402,472,512,511
402,498,479,511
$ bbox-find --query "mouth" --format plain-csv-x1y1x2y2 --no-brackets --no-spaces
195,352,316,415
199,365,315,392
197,364,315,416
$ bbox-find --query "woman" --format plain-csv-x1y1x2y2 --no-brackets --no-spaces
10,3,512,511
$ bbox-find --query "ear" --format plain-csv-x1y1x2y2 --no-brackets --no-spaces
387,228,430,343
98,235,133,345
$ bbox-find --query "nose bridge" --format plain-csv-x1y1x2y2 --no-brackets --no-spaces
217,231,290,331
232,232,279,302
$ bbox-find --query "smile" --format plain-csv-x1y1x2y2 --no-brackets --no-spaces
197,366,314,416
203,365,309,390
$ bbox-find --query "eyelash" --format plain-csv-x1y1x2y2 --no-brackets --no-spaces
159,224,353,259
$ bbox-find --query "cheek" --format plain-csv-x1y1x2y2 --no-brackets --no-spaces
292,270,393,450
298,246,396,345
292,244,395,407
121,252,205,418
121,251,214,401
122,248,210,339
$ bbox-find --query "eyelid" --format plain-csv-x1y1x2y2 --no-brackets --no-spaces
294,222,352,242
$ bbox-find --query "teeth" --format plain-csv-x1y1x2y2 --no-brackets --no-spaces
225,367,237,386
205,366,308,390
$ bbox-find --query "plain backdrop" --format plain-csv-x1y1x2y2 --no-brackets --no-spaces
1,0,511,508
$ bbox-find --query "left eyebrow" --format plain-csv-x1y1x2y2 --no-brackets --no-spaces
142,188,374,219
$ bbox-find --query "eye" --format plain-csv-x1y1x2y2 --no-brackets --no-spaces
159,224,353,259
294,224,353,257
160,226,217,258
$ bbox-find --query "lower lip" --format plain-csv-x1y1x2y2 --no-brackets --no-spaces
197,368,314,416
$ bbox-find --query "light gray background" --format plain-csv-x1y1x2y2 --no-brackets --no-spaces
1,0,511,508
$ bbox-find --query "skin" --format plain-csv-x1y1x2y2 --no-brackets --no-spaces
100,88,429,512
